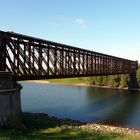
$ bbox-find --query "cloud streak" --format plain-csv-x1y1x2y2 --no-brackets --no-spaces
75,18,87,28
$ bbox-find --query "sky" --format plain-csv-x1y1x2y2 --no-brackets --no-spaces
0,0,140,62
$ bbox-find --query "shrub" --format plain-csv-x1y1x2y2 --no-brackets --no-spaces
136,68,140,87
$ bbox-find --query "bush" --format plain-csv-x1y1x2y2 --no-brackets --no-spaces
120,75,127,88
89,68,140,89
136,68,140,87
108,75,120,87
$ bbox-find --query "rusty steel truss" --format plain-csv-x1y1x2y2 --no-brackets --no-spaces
0,30,138,81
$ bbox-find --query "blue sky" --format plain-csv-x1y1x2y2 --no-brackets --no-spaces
0,0,140,61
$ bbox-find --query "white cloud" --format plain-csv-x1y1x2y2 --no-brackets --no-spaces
75,18,87,28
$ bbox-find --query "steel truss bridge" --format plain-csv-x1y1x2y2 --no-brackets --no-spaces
0,30,138,81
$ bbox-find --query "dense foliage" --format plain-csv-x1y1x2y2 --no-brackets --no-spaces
137,68,140,87
88,68,140,88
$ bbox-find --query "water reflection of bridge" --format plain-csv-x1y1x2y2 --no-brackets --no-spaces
0,30,138,81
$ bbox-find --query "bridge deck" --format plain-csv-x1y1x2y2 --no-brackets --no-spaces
0,30,138,81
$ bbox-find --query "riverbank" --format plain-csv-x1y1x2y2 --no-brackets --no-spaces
25,79,140,91
0,112,139,139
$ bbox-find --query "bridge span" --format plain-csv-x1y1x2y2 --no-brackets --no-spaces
0,30,138,81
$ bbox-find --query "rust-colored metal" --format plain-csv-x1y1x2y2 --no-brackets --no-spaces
0,30,138,81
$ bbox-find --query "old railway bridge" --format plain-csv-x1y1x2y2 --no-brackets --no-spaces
0,30,139,127
0,30,138,81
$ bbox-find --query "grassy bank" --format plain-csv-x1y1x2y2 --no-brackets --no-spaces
0,113,139,140
48,77,89,85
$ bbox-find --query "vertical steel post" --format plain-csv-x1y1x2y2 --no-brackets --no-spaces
28,42,31,76
47,46,50,75
54,46,57,75
17,39,19,76
0,36,6,71
82,53,85,75
38,43,42,75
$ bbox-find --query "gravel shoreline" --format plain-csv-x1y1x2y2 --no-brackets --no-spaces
79,123,140,136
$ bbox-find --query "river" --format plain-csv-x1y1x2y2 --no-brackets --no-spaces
20,82,140,129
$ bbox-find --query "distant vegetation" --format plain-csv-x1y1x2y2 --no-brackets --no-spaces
137,68,140,87
48,68,140,89
89,68,140,88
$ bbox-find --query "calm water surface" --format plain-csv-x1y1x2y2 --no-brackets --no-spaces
20,82,140,129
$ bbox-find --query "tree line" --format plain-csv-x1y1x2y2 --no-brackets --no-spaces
87,68,140,88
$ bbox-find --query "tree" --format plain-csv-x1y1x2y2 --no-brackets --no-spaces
136,68,140,87
120,75,127,88
101,76,108,86
108,75,120,87
95,76,103,86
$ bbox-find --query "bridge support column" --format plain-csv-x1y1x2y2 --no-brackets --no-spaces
129,72,139,88
0,71,22,128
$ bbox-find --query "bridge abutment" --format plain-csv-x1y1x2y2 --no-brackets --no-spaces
0,71,22,128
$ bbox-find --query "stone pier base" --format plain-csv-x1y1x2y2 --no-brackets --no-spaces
0,72,22,128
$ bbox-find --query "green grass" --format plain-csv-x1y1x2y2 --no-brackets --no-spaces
48,77,90,85
0,113,139,140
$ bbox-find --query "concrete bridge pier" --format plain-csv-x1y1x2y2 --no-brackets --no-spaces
0,72,22,128
129,72,139,88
